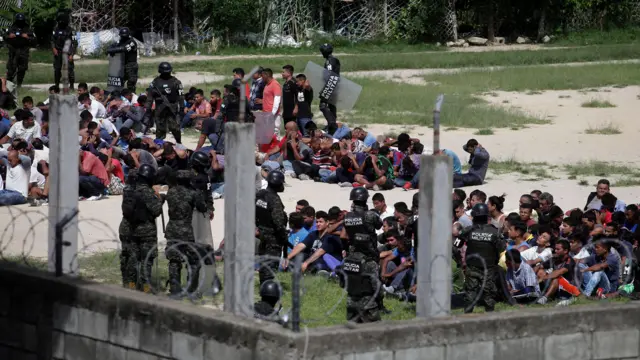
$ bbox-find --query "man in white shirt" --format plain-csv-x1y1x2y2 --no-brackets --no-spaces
0,150,30,205
372,192,395,235
78,93,107,119
0,110,41,145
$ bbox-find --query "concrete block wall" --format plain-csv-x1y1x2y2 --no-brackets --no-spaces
2,262,640,360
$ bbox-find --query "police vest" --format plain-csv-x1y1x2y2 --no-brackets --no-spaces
465,225,499,268
342,252,374,298
53,28,73,49
344,211,370,245
255,190,275,229
153,78,179,104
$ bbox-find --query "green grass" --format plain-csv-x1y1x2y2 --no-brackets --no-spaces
17,43,640,85
474,128,494,135
550,27,640,46
614,178,640,187
578,179,590,186
488,158,551,177
425,63,640,93
581,99,617,108
564,161,639,177
584,122,622,135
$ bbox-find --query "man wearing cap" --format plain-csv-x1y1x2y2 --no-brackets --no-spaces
250,67,265,111
454,203,504,313
0,109,41,145
455,139,490,188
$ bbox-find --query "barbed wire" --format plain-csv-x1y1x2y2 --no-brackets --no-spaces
1,204,638,329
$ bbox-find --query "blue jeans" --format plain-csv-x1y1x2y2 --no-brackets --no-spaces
394,176,416,188
319,169,336,183
580,263,611,296
283,160,294,174
297,118,312,136
181,111,195,129
332,125,351,140
208,133,224,153
211,182,224,197
0,189,26,206
385,261,413,290
79,175,106,198
262,160,280,171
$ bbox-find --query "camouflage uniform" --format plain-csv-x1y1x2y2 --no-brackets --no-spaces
5,22,36,86
463,265,499,310
255,187,288,284
130,181,164,291
165,170,207,295
119,169,136,287
145,75,184,143
254,301,284,325
343,205,383,323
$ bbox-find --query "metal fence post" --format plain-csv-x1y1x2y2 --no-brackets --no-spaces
291,253,303,332
223,122,256,317
48,95,80,275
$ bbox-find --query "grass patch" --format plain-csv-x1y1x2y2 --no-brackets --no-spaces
614,178,640,187
584,122,621,135
526,90,544,95
474,128,494,135
578,179,590,186
18,43,640,85
425,63,640,93
568,175,577,180
581,99,617,108
564,161,639,177
488,158,551,177
549,27,640,46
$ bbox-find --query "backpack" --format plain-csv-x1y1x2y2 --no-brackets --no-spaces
121,188,148,226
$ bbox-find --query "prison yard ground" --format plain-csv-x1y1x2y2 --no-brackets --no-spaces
4,44,640,326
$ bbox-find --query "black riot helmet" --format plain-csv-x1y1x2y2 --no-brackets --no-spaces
119,27,130,39
471,203,490,222
190,151,210,170
14,13,25,23
56,10,70,25
259,280,281,304
350,187,369,203
158,62,172,75
137,164,156,184
266,170,285,193
319,43,333,58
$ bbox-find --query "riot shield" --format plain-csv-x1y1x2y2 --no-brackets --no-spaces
303,61,362,111
107,52,125,92
254,112,276,145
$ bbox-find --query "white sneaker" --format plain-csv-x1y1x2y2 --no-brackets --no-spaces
285,171,296,178
372,185,381,191
339,182,352,188
298,174,311,181
212,192,222,200
382,285,395,294
556,297,576,307
535,295,548,305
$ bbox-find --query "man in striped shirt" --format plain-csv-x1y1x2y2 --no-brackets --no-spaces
291,138,334,181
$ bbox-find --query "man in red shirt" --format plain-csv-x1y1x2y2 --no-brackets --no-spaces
79,149,110,199
261,68,282,134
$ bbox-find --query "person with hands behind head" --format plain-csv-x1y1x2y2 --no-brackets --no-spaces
454,138,490,188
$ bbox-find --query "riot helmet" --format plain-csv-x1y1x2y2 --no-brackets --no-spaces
137,164,156,184
56,11,70,26
319,43,333,58
190,151,210,170
158,62,172,75
266,170,285,193
119,27,130,40
471,203,490,223
349,187,369,203
14,13,25,25
259,280,281,305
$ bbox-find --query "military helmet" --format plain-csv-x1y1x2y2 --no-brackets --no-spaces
319,43,333,57
119,27,130,38
471,203,490,218
158,62,172,74
190,151,210,169
56,10,70,24
349,187,369,202
259,280,281,301
137,164,156,182
266,170,285,192
15,13,25,22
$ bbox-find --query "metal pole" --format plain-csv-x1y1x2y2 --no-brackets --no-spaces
239,66,261,124
173,0,179,51
433,94,444,154
223,122,256,317
291,253,302,332
48,95,80,275
416,155,453,318
61,40,71,95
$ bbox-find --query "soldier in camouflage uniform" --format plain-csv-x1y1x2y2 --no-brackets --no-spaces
119,168,137,287
455,203,505,313
255,170,288,284
340,187,383,323
254,280,284,325
165,170,207,297
121,164,165,293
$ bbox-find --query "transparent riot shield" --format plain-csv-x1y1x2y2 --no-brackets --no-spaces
303,61,362,111
107,52,125,92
